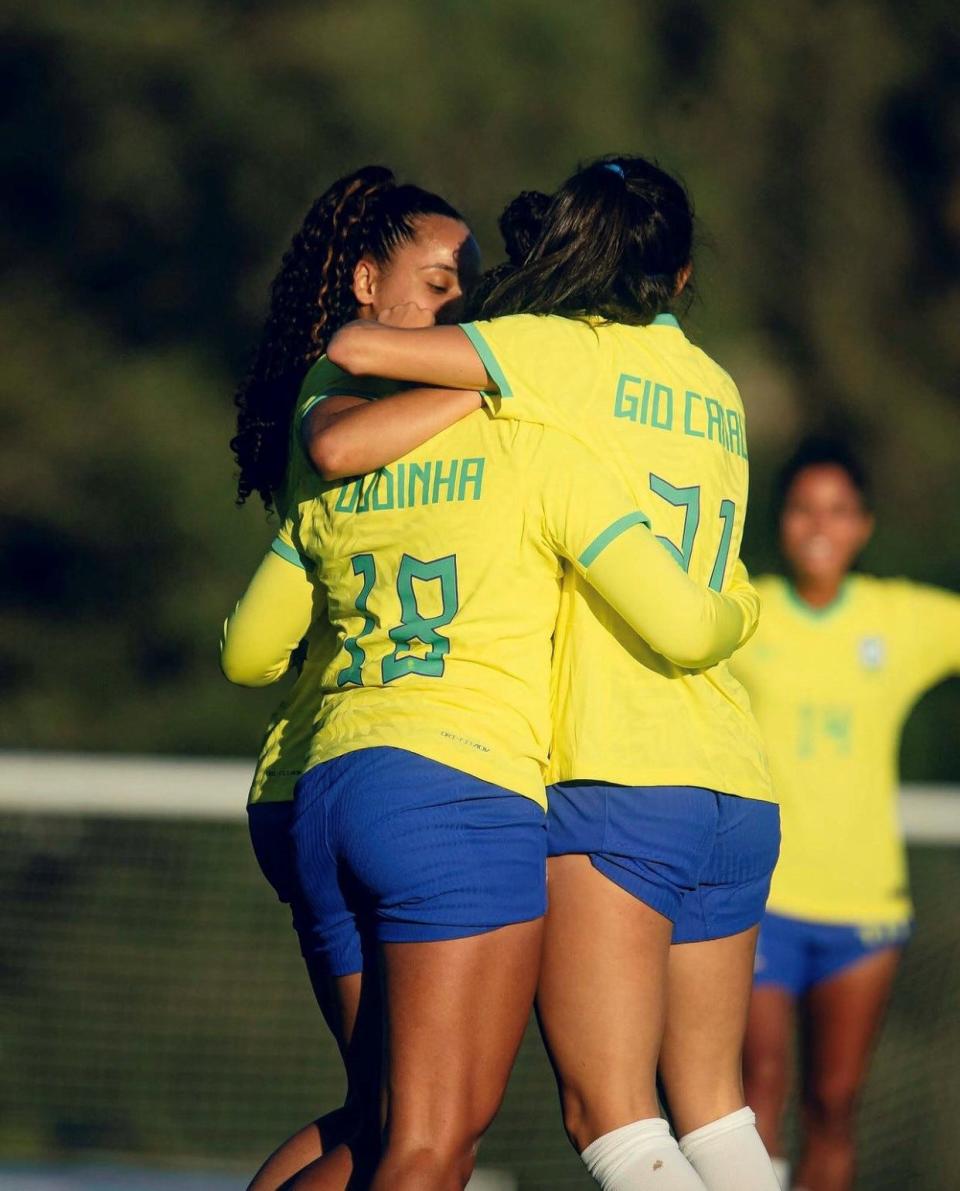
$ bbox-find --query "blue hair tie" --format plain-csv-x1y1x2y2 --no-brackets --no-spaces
604,162,625,177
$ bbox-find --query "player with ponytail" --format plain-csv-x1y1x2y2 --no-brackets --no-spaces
318,155,781,1189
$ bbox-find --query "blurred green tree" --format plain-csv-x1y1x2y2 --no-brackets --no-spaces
1,0,957,772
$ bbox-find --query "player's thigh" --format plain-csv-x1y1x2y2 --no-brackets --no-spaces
660,926,758,1135
339,752,548,1136
246,968,378,1191
540,781,722,1123
537,853,672,1144
336,959,384,1107
802,945,902,1111
248,797,374,1137
381,919,543,1142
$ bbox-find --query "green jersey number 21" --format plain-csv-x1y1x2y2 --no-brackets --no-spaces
649,474,736,592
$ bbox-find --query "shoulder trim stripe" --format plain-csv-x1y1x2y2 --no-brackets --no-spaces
579,510,650,568
460,323,513,398
270,536,306,570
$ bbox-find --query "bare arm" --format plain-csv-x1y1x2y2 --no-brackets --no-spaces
304,387,483,480
327,321,491,390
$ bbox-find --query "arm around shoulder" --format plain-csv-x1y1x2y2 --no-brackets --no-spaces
303,388,483,481
581,531,759,669
327,322,490,389
539,429,758,670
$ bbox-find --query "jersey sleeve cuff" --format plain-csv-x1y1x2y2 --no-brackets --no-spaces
459,323,513,398
270,536,307,570
578,511,650,568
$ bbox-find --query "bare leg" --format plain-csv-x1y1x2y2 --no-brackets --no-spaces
536,855,672,1151
742,985,796,1164
660,927,759,1136
370,919,543,1191
251,958,383,1191
249,1114,348,1191
795,947,901,1191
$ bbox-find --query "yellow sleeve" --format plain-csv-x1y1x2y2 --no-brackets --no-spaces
220,545,316,687
536,429,759,669
460,315,599,429
903,582,960,687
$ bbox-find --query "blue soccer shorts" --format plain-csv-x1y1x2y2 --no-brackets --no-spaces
247,795,316,962
291,747,547,977
753,910,912,996
547,782,780,943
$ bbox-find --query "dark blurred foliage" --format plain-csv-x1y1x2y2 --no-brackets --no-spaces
2,0,958,772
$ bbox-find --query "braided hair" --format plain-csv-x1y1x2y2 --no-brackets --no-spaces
232,166,464,508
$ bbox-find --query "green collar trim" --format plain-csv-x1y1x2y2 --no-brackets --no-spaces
784,576,852,620
652,312,680,329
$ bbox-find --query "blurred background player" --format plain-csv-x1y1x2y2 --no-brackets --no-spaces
731,436,960,1191
320,155,781,1190
224,164,480,1189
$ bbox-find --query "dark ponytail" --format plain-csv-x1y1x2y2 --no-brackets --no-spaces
232,167,464,509
482,155,694,326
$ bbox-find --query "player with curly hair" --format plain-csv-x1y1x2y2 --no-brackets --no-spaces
225,165,479,1189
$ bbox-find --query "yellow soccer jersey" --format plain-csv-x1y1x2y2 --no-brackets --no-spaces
730,575,960,923
273,409,758,807
247,357,400,805
461,312,773,801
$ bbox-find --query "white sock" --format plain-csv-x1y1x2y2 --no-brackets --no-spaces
581,1117,708,1189
769,1156,790,1188
679,1107,780,1190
